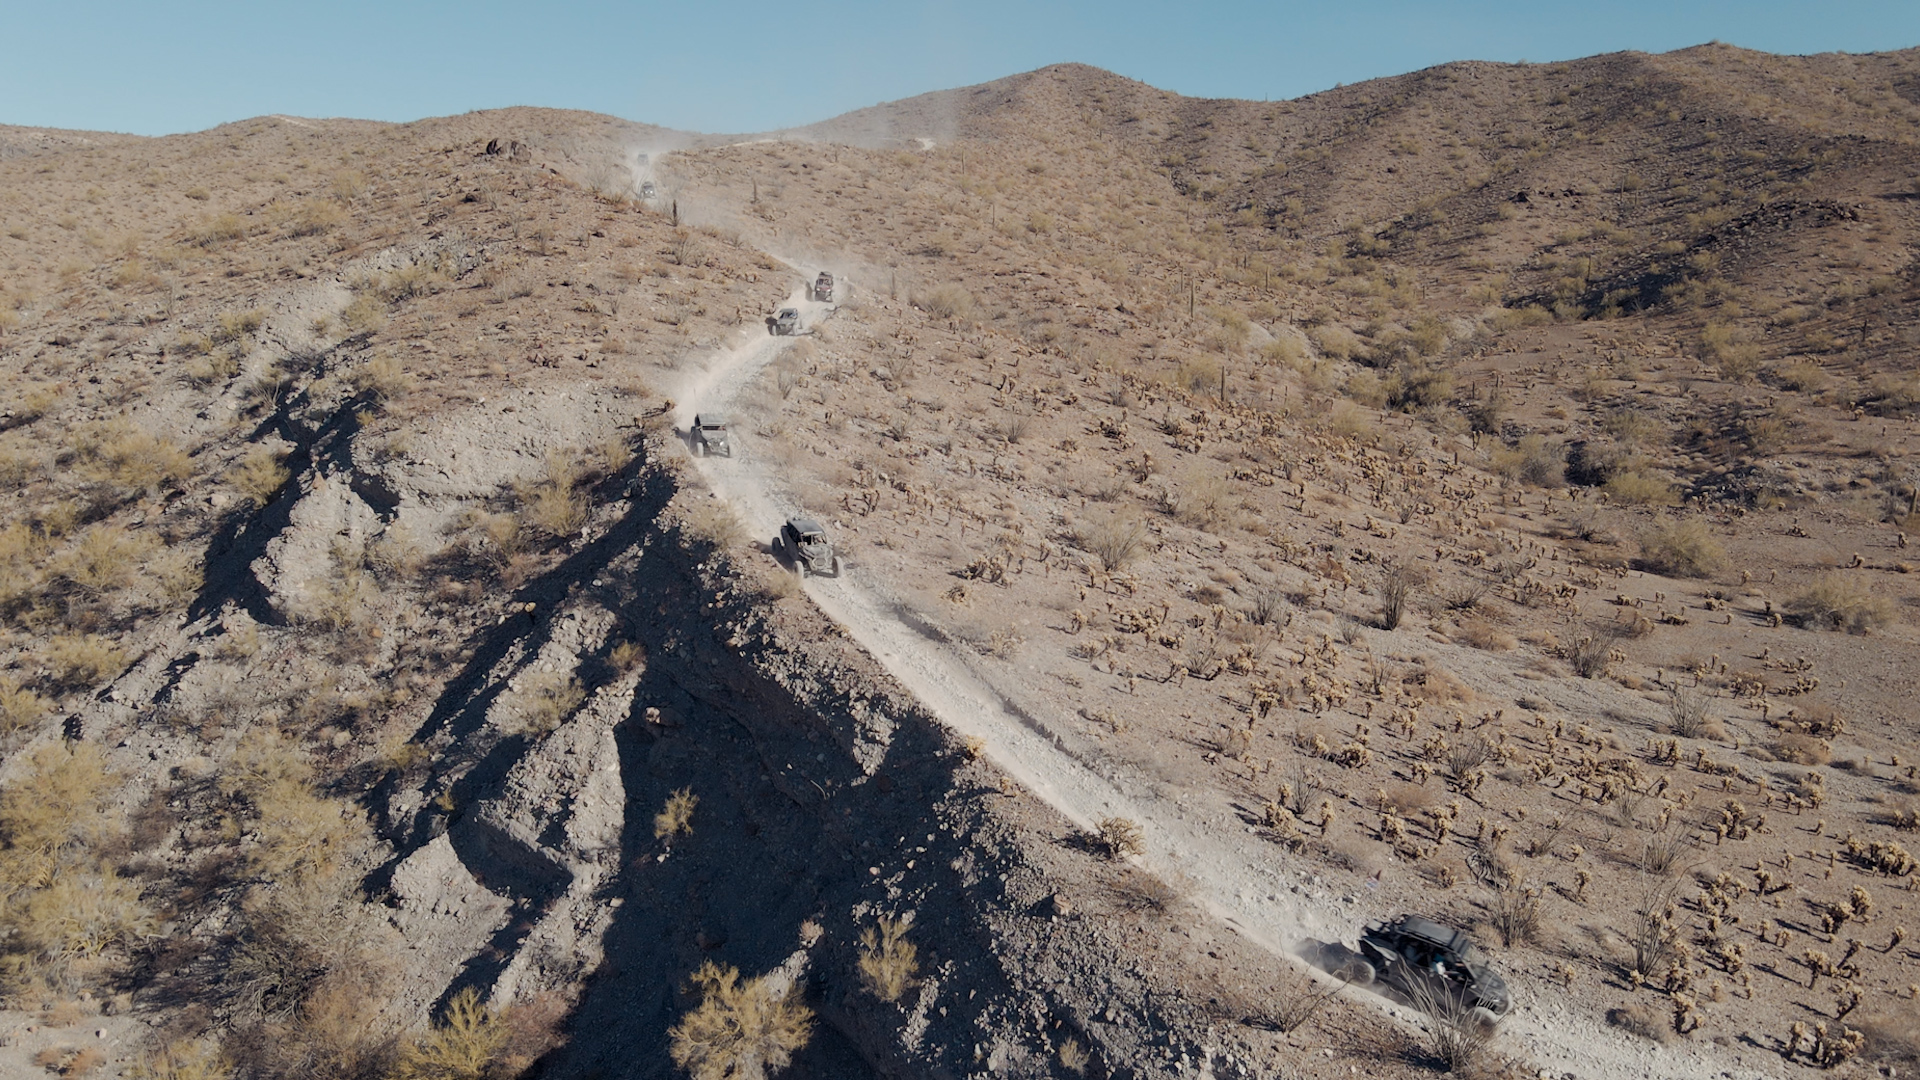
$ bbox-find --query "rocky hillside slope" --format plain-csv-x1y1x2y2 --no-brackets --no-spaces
3,40,1920,1080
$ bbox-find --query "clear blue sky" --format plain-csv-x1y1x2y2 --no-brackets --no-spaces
6,1,1918,136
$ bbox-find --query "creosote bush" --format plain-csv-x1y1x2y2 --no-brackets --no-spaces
669,960,813,1080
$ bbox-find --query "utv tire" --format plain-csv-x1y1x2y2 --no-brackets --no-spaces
1338,959,1376,987
830,555,841,576
1470,1007,1500,1031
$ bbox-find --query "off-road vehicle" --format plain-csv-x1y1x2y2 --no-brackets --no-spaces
1297,915,1511,1023
768,307,801,336
774,517,838,577
813,271,835,303
691,413,730,457
639,180,657,199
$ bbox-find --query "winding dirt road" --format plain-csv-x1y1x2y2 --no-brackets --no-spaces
667,278,1765,1080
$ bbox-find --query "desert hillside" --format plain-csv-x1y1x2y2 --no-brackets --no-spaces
1,42,1919,1080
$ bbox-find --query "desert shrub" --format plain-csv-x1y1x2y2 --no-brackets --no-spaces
857,915,919,1003
1308,323,1361,360
1404,976,1491,1071
1057,1037,1090,1074
211,309,266,345
914,284,977,323
1342,369,1386,408
1175,356,1223,395
1700,321,1761,380
506,672,585,735
1626,881,1681,976
0,743,149,994
1490,435,1564,486
1786,574,1895,633
668,961,813,1080
1639,518,1724,578
351,352,413,404
389,987,505,1080
654,788,697,841
1095,816,1145,858
516,453,587,538
340,294,387,334
1075,513,1146,572
230,446,292,508
1486,304,1553,332
49,523,155,597
1375,561,1426,630
1665,687,1716,739
43,633,126,692
1458,619,1516,651
283,199,345,238
0,678,51,737
1639,828,1688,876
1486,881,1542,946
1607,1004,1670,1043
72,421,191,500
1605,470,1675,505
1773,359,1828,394
1384,363,1453,410
123,1038,230,1080
190,213,247,247
1170,474,1232,527
1773,734,1832,766
682,501,744,553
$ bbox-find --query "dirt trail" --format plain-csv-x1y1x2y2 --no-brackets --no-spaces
667,280,1764,1080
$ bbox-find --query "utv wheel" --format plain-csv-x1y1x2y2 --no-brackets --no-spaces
1470,1007,1500,1031
1337,959,1375,986
830,556,841,576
